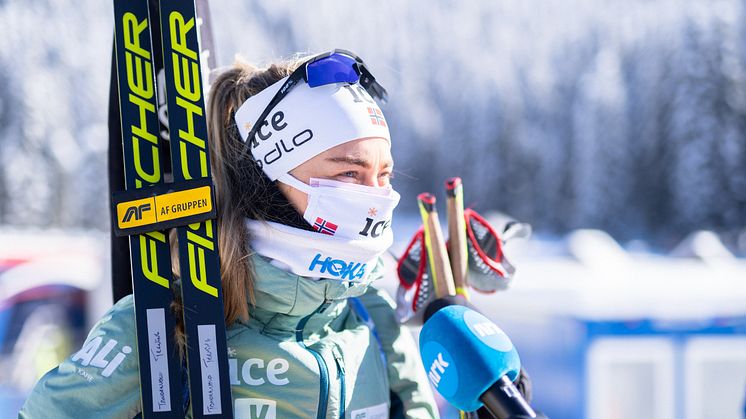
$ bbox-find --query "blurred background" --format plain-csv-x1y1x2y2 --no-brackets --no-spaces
0,0,745,418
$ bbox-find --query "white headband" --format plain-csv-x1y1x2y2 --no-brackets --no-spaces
234,76,391,181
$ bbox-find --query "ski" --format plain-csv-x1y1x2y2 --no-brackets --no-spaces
156,0,233,416
112,0,184,416
112,0,231,417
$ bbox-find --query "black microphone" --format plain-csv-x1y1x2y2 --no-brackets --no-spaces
480,376,542,419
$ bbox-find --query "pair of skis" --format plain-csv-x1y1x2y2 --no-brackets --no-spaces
110,0,232,417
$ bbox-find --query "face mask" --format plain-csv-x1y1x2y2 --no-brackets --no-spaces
280,175,400,242
247,175,400,282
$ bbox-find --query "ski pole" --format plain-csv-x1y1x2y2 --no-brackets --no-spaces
417,193,456,298
443,179,479,419
445,177,470,300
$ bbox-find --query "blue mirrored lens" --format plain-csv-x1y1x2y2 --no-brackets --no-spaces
306,53,359,87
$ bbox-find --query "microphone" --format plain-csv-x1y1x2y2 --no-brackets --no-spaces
419,304,547,418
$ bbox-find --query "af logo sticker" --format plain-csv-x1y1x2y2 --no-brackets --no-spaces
113,183,214,234
118,197,156,228
122,202,152,223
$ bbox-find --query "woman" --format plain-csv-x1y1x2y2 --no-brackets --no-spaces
20,50,439,418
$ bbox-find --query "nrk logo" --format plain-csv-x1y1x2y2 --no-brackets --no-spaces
121,203,152,223
428,352,450,387
422,341,458,397
464,309,514,352
313,217,338,236
308,253,367,280
71,336,132,378
367,106,387,127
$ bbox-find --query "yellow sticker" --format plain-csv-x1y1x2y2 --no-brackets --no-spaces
116,186,213,231
155,186,212,221
117,197,157,229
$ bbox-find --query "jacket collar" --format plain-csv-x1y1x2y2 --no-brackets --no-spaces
239,253,381,338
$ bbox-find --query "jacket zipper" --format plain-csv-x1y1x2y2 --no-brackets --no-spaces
333,346,346,419
296,300,332,419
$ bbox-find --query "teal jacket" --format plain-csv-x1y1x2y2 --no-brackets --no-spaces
20,255,438,418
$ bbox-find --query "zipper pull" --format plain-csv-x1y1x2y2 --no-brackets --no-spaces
317,299,332,314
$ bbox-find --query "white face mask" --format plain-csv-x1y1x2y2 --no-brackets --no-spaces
281,175,401,243
246,175,400,282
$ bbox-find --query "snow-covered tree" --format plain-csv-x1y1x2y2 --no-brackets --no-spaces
0,0,744,251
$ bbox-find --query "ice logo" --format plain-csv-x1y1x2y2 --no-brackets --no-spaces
308,253,367,280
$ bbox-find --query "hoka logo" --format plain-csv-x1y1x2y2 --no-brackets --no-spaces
308,253,367,280
427,353,450,387
71,336,132,378
121,203,152,223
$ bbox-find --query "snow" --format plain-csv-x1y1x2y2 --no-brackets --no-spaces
471,229,746,322
380,222,746,323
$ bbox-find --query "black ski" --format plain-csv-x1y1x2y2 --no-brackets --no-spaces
111,0,217,304
157,0,233,416
112,0,184,416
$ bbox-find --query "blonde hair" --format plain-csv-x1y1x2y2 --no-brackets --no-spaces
171,56,306,353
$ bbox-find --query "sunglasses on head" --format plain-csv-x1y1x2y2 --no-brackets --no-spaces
244,49,388,148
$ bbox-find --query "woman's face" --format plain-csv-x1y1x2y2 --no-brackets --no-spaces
279,137,394,214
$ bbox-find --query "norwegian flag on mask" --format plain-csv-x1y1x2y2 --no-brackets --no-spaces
313,217,338,235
